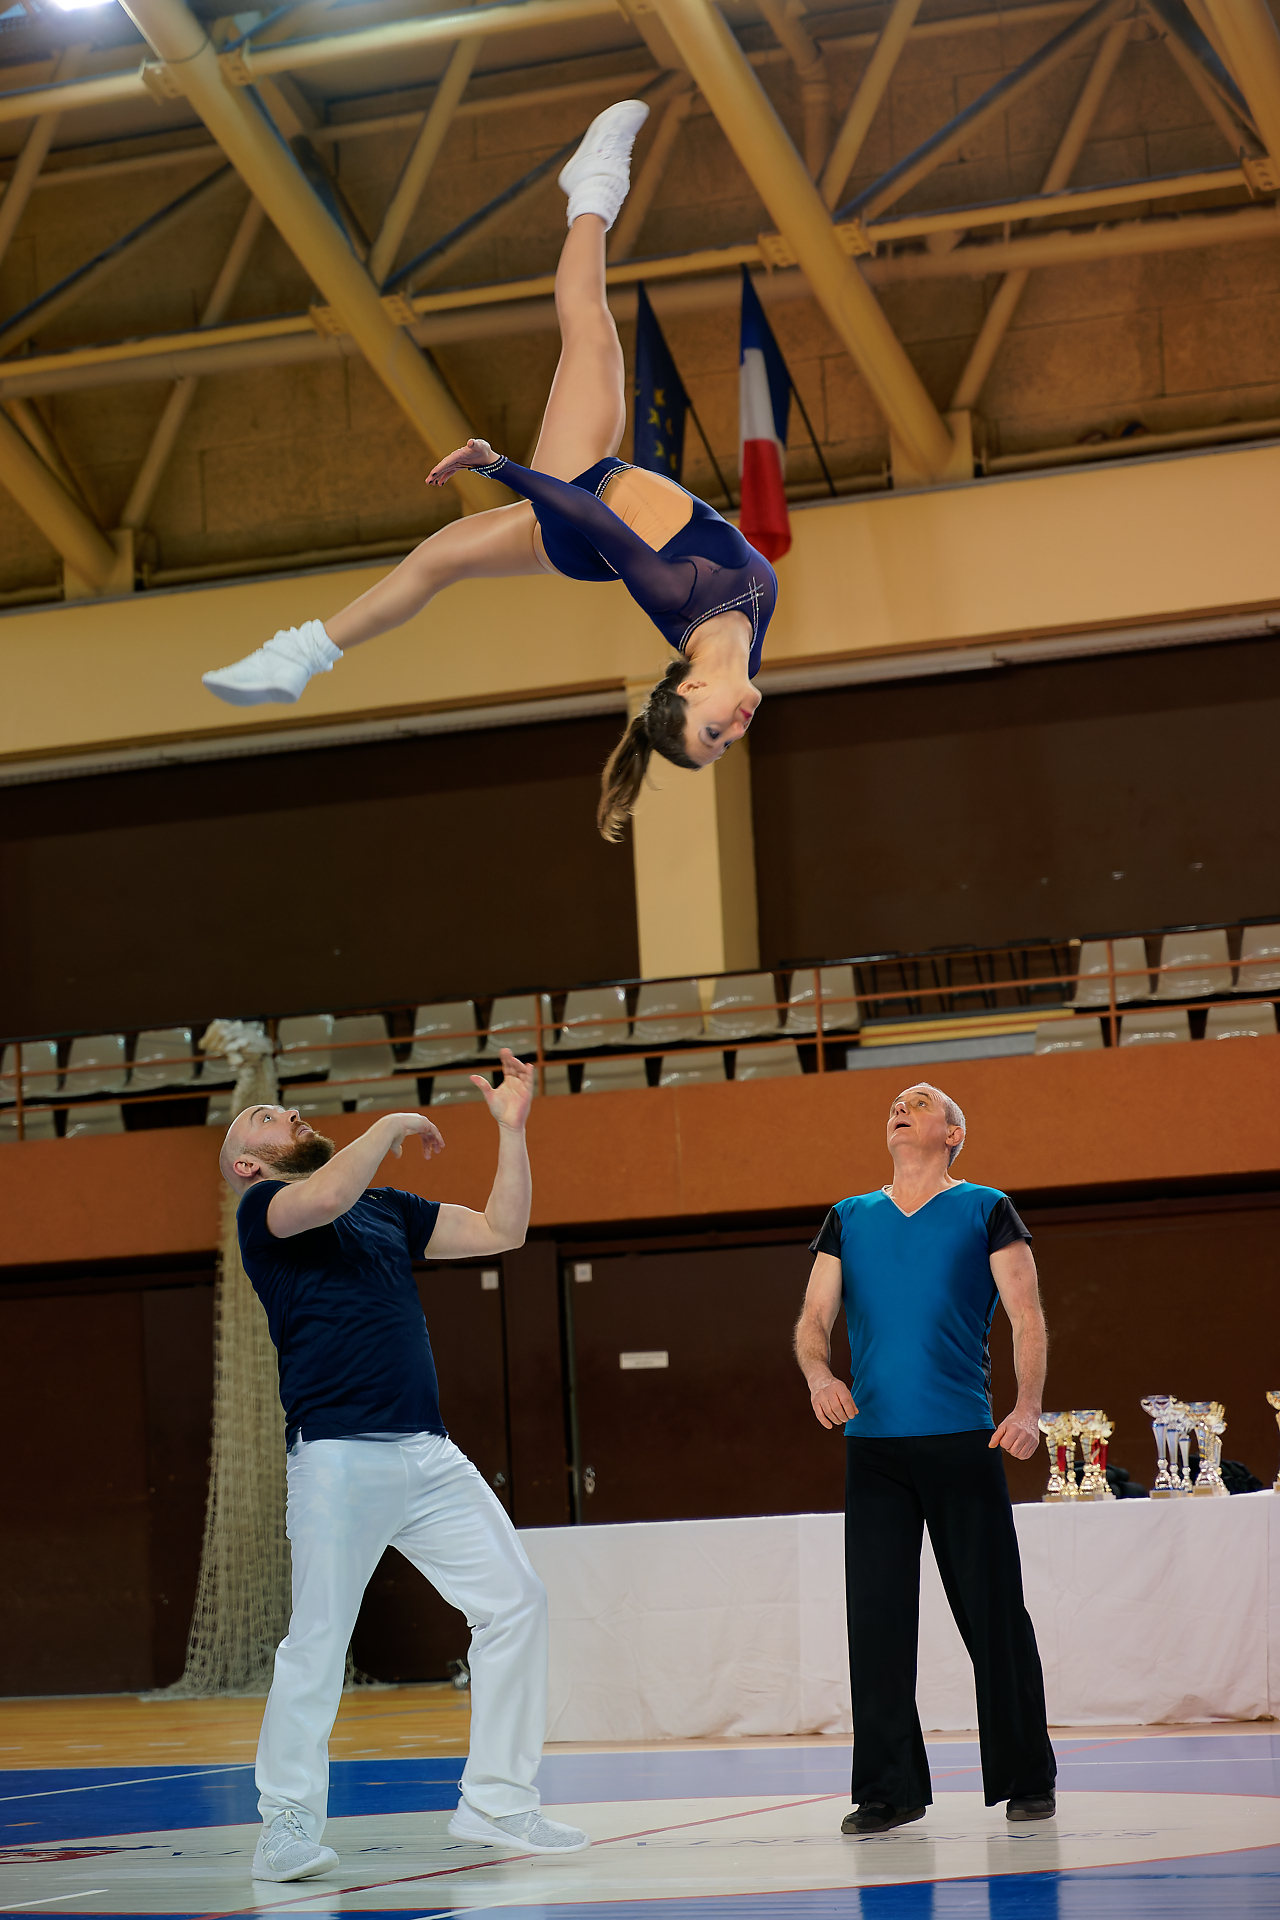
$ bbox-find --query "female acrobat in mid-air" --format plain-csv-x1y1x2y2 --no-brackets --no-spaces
202,101,779,840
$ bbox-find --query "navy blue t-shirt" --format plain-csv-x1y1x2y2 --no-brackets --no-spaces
810,1183,1031,1439
237,1180,443,1448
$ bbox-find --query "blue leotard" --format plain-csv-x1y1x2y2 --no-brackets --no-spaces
475,454,776,677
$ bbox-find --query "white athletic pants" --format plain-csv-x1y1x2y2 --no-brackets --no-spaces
255,1432,548,1838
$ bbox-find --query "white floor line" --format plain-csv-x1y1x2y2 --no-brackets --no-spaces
0,1767,251,1805
0,1892,110,1910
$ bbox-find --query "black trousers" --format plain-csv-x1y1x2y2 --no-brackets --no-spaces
845,1429,1056,1809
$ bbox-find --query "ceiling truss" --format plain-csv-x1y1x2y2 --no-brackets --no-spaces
0,0,1277,593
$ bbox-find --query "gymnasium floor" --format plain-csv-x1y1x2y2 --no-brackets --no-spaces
2,1689,1278,1919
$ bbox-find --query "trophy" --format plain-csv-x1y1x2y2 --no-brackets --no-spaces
1188,1400,1228,1496
1165,1401,1194,1494
1075,1410,1116,1500
1141,1394,1176,1497
1268,1391,1280,1493
1039,1412,1076,1501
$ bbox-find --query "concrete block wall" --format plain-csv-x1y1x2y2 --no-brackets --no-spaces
1,9,1278,590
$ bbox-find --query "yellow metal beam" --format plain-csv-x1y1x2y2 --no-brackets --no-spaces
0,408,118,591
950,15,1133,411
647,0,954,479
118,0,500,512
820,0,922,211
368,34,480,286
1201,0,1280,164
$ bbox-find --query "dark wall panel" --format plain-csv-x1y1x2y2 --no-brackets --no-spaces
992,1198,1280,1504
0,715,638,1037
0,1292,153,1693
750,637,1280,965
142,1285,214,1686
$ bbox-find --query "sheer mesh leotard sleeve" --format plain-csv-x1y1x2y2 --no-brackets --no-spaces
476,454,776,672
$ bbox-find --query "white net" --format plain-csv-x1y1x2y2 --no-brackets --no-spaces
161,1022,293,1697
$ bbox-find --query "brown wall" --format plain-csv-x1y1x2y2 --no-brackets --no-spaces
0,1277,212,1694
750,636,1280,966
0,712,637,1037
4,1038,1277,1269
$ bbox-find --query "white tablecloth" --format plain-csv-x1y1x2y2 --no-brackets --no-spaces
520,1491,1279,1742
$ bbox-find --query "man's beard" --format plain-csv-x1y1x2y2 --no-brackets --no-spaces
263,1133,336,1177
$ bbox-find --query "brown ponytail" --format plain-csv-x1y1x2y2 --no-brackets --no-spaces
597,657,701,842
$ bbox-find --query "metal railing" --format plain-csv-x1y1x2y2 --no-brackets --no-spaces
3,919,1277,1139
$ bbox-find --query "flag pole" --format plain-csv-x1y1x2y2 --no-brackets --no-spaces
788,380,837,498
685,400,735,512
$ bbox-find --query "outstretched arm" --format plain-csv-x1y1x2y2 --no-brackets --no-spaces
794,1252,857,1430
425,1051,535,1259
429,441,691,612
266,1110,444,1238
988,1240,1047,1459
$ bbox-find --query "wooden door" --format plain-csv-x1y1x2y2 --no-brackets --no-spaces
352,1261,512,1682
565,1241,849,1524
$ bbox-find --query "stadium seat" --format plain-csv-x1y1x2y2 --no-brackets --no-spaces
0,1105,56,1142
431,1070,490,1106
280,1083,345,1117
328,1015,395,1090
554,986,629,1051
1204,1003,1278,1040
63,1102,124,1138
580,1054,649,1093
277,1013,334,1079
64,1034,127,1097
352,1081,415,1112
630,978,705,1050
1118,1009,1191,1046
784,966,861,1034
734,1044,802,1081
540,1063,572,1096
1034,1019,1104,1054
407,1002,478,1071
197,1051,236,1087
659,1049,726,1088
0,1039,60,1102
206,1091,235,1128
1155,929,1232,999
707,973,779,1041
131,1028,197,1092
480,994,552,1058
1236,924,1280,995
1071,938,1151,1007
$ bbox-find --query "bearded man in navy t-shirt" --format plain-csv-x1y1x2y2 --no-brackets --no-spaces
220,1049,587,1885
795,1082,1056,1836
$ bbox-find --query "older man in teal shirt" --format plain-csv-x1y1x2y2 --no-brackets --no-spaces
794,1082,1055,1835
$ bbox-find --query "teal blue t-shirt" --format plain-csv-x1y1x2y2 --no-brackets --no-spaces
810,1183,1030,1439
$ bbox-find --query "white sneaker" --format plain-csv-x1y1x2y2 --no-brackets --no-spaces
447,1798,589,1854
202,619,342,707
558,99,650,230
251,1809,339,1882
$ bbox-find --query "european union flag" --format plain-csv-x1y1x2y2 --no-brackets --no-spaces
632,282,688,480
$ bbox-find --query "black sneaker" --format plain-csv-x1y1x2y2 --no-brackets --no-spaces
841,1803,926,1835
1006,1792,1056,1822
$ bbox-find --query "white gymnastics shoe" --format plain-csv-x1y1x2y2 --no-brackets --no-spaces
202,619,342,707
251,1809,339,1882
558,99,650,231
448,1798,590,1854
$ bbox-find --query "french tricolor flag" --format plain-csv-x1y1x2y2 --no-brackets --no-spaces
738,267,792,562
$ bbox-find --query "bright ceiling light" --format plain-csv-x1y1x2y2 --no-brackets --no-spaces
48,0,117,10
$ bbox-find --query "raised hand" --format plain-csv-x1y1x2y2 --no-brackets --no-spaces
474,1048,535,1130
426,438,499,487
382,1111,445,1160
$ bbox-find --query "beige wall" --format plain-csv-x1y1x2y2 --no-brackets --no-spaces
4,440,1280,769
